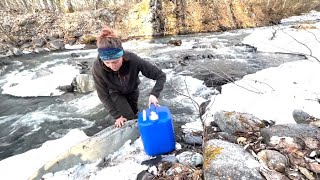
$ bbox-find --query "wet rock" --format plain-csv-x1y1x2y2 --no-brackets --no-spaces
34,48,45,53
168,40,182,46
192,42,217,49
71,53,80,58
257,150,289,173
176,151,203,167
182,133,202,145
32,38,46,47
12,48,23,56
5,50,14,57
214,111,266,134
49,39,64,50
204,139,263,180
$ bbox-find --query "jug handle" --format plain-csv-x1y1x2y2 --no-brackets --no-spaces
150,103,157,112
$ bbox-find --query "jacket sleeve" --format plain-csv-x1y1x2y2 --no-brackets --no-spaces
92,62,122,119
135,54,166,98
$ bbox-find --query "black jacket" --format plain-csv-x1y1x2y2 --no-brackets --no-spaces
92,51,166,119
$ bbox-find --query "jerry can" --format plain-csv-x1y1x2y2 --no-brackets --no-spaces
138,103,175,156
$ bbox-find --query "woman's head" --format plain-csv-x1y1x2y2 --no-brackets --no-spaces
96,26,122,49
97,26,124,71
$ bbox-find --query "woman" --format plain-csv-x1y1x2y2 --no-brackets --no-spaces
92,26,166,128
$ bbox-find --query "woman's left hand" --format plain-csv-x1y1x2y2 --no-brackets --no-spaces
148,94,159,107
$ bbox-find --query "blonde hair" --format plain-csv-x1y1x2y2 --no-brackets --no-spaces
96,26,123,49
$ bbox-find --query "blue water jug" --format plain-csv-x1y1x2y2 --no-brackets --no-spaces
138,103,176,156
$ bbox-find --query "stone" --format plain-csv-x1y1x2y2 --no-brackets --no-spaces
204,139,263,180
214,111,266,134
176,151,203,167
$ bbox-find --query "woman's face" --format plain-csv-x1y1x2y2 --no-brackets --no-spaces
103,56,123,71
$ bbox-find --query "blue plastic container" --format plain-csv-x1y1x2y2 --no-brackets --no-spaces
138,104,175,156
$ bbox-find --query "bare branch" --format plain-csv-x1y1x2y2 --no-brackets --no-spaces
280,29,320,63
305,29,320,45
198,65,264,94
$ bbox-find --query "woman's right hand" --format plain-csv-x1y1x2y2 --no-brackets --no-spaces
114,116,127,128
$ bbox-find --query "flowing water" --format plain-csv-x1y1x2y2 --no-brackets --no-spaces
0,29,305,160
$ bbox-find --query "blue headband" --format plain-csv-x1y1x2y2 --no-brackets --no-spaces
98,48,124,61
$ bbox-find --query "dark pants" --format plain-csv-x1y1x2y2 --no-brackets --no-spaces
110,89,139,120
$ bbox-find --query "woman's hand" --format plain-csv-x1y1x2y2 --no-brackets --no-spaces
148,94,159,107
114,116,127,128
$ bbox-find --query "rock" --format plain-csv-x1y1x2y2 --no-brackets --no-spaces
71,74,95,93
49,39,65,50
34,48,45,53
73,31,83,38
261,124,320,150
293,109,320,124
12,48,23,56
71,53,80,57
204,139,263,180
168,40,182,46
176,151,203,167
216,132,238,143
257,150,289,173
33,38,46,47
80,34,97,44
136,170,155,180
214,111,266,134
182,133,202,145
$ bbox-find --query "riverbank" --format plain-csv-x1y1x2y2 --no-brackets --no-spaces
1,0,320,59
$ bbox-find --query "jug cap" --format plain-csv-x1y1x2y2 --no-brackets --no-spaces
150,111,158,120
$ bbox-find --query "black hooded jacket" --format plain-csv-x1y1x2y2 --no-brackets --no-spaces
92,51,166,119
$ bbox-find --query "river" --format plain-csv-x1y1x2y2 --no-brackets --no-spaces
0,28,305,161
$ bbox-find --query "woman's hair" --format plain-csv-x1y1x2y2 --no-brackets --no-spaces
96,26,123,49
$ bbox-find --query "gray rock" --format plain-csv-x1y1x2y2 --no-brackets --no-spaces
204,139,263,180
136,170,155,180
257,150,289,173
33,38,46,47
161,155,178,163
12,48,23,56
176,151,203,167
34,48,45,53
49,39,64,50
261,124,320,150
214,111,266,134
182,133,202,145
293,109,312,124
